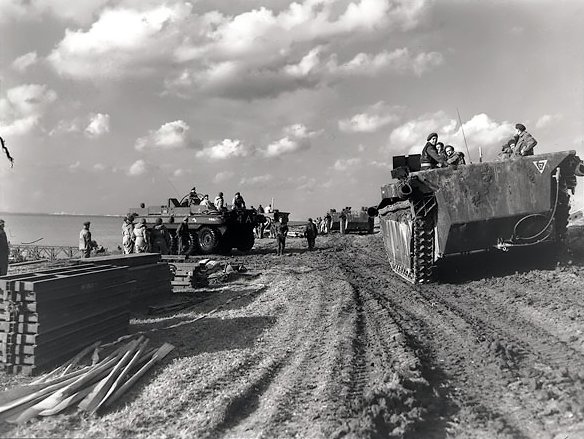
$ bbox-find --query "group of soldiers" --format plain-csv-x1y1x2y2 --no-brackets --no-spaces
421,133,467,169
498,123,538,160
421,123,537,169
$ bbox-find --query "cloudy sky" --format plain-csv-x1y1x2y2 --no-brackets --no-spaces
1,0,583,218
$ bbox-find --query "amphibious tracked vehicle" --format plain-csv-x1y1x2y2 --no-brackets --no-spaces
369,151,584,283
128,195,261,254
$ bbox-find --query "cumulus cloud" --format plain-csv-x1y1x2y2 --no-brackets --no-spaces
240,174,274,186
48,3,193,79
262,123,320,157
128,159,149,176
196,139,250,160
388,111,514,156
68,161,81,171
0,84,57,137
167,0,432,98
214,170,234,183
84,113,110,138
535,113,563,129
93,163,106,171
11,52,38,72
0,0,110,24
332,157,362,171
135,120,195,151
339,102,400,133
327,48,443,77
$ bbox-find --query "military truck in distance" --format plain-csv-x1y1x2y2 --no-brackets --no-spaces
128,196,261,254
368,151,584,284
329,208,374,234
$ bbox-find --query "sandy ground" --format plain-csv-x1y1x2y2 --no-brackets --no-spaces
2,227,584,438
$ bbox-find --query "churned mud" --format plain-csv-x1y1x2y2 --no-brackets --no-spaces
2,228,584,438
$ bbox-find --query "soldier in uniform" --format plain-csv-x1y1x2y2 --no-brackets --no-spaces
274,217,288,256
498,139,516,161
232,192,246,209
79,221,93,258
188,187,201,205
304,218,318,250
421,132,446,169
151,217,171,255
214,192,225,210
514,123,537,156
444,145,466,166
122,215,135,254
0,219,9,276
133,218,149,253
176,217,191,255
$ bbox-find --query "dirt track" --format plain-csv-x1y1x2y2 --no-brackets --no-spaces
3,229,584,438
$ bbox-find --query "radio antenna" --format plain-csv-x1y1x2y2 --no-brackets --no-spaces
456,108,472,164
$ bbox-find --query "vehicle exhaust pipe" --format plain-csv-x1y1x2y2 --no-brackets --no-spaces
575,161,584,177
398,183,413,198
367,206,378,217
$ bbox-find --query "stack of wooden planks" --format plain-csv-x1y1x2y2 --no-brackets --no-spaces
0,264,133,375
86,254,172,307
0,337,174,423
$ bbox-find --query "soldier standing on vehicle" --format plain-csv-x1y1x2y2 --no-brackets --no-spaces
122,215,135,254
444,145,466,166
151,217,171,255
0,219,9,276
133,218,149,253
188,187,201,205
257,204,265,214
304,218,318,250
514,123,537,156
232,192,246,209
79,221,93,258
214,192,225,210
275,217,288,256
176,217,191,255
421,132,446,170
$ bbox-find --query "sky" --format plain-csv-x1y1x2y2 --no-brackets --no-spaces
1,0,584,219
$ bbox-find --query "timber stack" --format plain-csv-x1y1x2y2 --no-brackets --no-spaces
0,254,173,375
0,263,132,375
86,253,172,307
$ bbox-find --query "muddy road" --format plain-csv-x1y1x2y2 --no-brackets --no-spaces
3,229,584,438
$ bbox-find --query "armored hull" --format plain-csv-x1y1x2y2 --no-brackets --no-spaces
371,151,584,283
128,200,260,255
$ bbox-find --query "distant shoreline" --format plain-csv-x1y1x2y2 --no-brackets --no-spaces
0,212,124,218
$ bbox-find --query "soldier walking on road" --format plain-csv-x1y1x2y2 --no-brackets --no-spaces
176,217,191,255
304,218,318,250
79,221,93,258
0,219,9,276
275,217,288,256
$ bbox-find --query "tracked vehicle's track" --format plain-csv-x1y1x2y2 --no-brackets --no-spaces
384,196,436,284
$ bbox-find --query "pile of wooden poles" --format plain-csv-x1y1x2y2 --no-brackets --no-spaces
0,337,174,424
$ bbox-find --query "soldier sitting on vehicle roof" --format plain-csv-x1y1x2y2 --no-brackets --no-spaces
445,145,466,166
421,132,447,170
